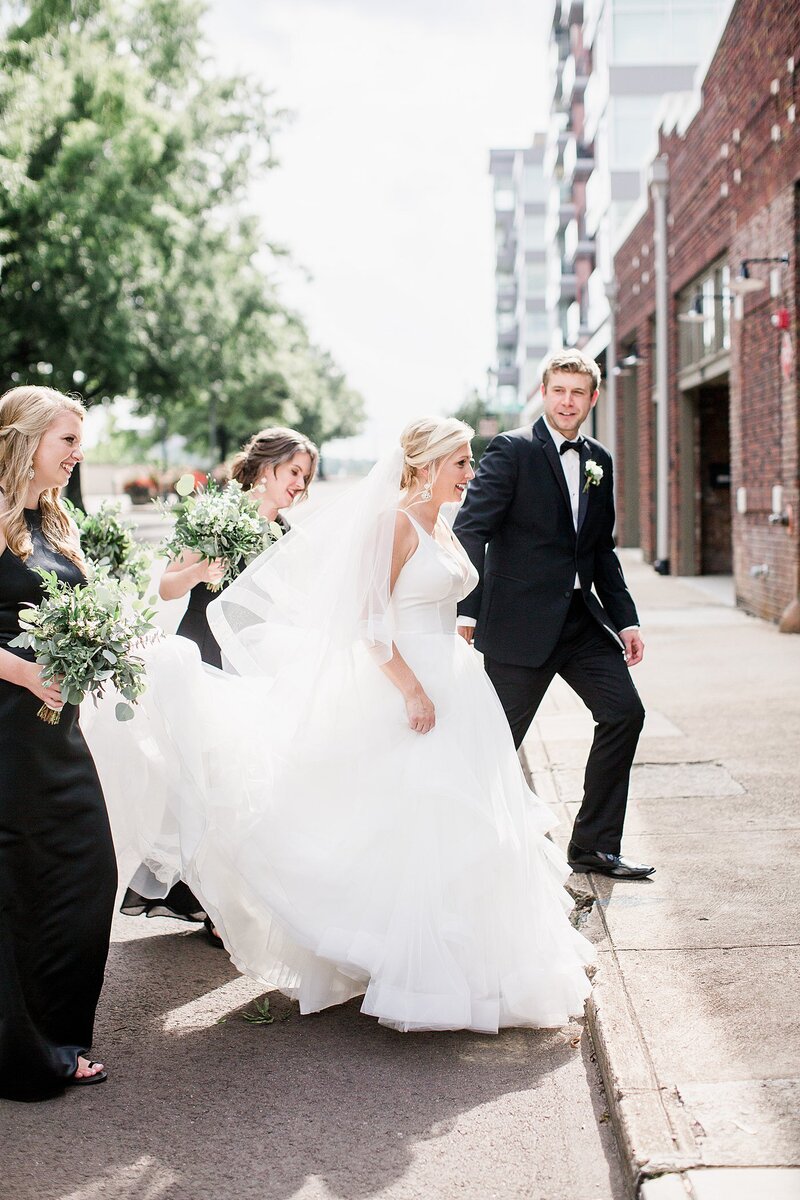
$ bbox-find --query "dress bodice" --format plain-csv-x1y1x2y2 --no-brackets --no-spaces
391,511,478,635
0,508,85,659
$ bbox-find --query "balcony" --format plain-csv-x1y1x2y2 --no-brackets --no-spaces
497,365,519,388
496,321,518,349
564,218,595,271
494,205,514,232
561,54,589,106
562,137,595,184
546,254,577,308
496,281,518,312
496,242,515,274
566,300,591,347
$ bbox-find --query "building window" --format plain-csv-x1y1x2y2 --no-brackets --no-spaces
523,166,548,203
608,95,663,170
525,312,549,341
525,262,547,293
611,1,729,66
524,214,546,249
677,261,730,374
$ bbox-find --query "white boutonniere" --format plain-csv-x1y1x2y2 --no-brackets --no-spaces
583,460,603,493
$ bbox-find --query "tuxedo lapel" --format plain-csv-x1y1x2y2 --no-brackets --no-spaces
577,441,590,534
534,417,572,523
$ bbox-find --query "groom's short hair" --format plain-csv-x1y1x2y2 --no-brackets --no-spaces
542,350,601,393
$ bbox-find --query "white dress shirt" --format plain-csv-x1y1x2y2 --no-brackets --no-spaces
544,421,582,587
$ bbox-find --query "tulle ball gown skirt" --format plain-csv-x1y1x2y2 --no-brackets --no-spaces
89,627,594,1035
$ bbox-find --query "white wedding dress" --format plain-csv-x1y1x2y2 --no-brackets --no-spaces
88,508,593,1033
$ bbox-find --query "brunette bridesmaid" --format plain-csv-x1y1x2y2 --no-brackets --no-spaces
120,428,318,939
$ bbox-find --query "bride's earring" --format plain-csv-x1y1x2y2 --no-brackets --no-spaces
419,473,432,502
28,466,35,480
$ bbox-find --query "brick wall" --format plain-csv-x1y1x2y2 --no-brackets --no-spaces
612,0,800,622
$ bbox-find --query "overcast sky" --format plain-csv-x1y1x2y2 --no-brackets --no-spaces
201,0,550,457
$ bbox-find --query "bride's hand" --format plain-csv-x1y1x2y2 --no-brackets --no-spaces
405,688,435,735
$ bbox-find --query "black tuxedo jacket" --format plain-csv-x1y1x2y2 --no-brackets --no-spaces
453,416,639,668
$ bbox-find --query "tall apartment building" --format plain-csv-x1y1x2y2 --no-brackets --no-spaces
545,0,734,388
489,134,549,415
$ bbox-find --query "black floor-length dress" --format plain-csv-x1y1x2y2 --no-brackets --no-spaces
0,508,117,1102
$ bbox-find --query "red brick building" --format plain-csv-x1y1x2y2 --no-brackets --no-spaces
611,0,800,626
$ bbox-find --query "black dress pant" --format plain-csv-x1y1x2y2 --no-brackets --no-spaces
484,592,644,855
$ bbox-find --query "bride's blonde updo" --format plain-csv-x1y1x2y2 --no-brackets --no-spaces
400,416,474,493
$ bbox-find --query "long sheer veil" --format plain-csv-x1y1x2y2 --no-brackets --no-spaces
207,443,404,696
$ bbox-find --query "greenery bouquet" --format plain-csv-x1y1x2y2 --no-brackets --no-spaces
66,499,152,596
9,569,158,725
160,476,282,591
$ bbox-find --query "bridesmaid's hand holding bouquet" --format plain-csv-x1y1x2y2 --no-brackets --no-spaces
9,569,157,724
160,476,282,592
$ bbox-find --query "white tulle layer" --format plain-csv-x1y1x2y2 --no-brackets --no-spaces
86,630,594,1033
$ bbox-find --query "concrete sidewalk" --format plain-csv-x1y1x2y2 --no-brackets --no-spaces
522,552,800,1200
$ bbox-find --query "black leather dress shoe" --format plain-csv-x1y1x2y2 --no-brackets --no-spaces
567,844,655,879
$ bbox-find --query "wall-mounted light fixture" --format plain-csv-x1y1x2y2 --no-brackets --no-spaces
677,293,729,324
729,253,790,294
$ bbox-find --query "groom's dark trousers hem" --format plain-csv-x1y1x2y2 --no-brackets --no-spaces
483,593,644,856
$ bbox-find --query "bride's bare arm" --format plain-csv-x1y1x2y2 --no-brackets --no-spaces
378,512,436,735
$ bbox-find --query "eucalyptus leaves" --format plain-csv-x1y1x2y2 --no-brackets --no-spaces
161,475,282,591
10,570,157,725
66,499,151,595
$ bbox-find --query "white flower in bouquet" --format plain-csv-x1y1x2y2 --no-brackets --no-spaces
160,476,282,591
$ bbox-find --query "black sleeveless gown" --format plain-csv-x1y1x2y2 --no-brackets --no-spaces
0,509,117,1102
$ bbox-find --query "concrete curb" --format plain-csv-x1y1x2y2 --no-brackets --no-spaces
586,960,800,1198
583,883,703,1198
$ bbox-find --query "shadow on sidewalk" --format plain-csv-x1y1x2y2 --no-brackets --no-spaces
2,924,621,1200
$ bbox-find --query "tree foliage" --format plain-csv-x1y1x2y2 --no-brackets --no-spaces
0,0,364,475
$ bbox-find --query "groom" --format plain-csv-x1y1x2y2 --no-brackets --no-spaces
454,349,653,879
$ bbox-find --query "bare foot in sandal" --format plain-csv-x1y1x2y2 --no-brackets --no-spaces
68,1056,108,1086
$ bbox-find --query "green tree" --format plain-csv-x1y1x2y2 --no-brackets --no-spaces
0,0,364,499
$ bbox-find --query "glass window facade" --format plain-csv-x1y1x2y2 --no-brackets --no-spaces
524,214,546,248
526,311,549,340
611,1,729,66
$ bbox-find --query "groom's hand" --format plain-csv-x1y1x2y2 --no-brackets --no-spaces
457,624,475,645
621,628,644,667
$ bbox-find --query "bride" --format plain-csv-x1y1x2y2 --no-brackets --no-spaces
88,416,594,1033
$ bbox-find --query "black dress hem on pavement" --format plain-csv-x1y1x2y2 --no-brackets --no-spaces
0,508,117,1102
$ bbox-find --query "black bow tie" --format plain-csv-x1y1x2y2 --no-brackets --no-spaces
559,438,583,455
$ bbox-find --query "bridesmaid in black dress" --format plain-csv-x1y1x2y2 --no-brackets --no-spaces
0,385,117,1101
120,427,318,936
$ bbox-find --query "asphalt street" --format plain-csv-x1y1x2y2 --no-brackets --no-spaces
2,910,623,1200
